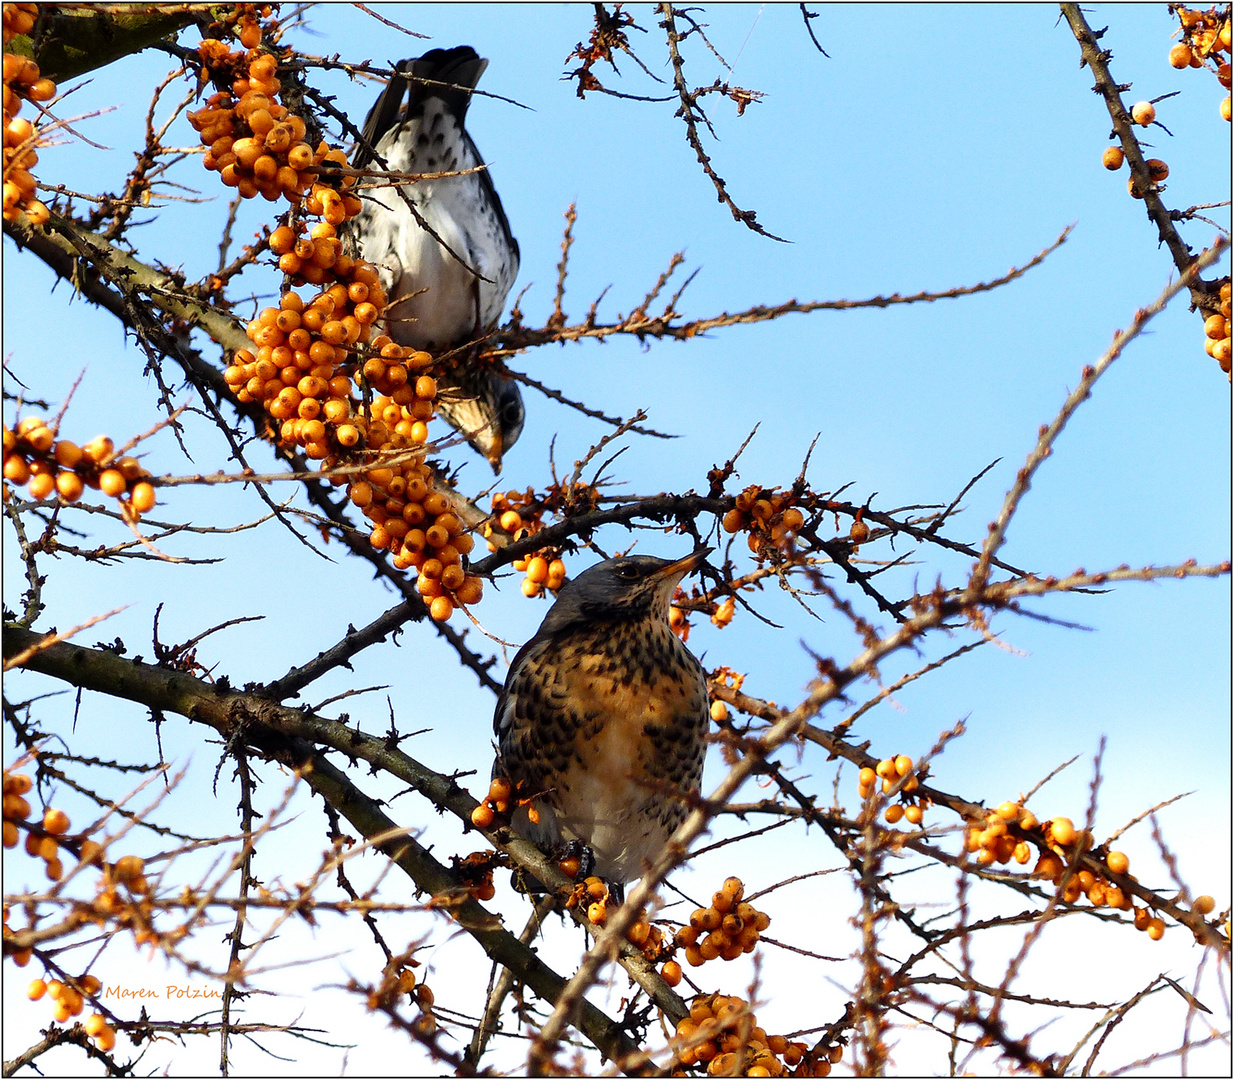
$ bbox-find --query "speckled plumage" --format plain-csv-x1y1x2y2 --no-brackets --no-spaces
494,551,711,884
354,47,523,471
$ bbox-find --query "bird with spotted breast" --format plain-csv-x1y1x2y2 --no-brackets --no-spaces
494,549,712,892
353,46,524,472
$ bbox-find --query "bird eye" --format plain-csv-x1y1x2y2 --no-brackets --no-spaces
613,563,641,580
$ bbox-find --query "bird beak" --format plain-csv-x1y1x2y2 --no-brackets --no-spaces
655,546,712,579
485,433,504,474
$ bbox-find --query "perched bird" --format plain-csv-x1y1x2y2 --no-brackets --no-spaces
354,46,523,471
495,550,711,887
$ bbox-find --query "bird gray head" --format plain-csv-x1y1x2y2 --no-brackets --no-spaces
535,548,711,635
435,365,524,473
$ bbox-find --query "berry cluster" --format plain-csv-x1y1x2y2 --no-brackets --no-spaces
369,964,437,1034
964,801,1042,868
4,760,165,958
673,994,840,1077
485,491,569,600
514,551,567,598
3,5,54,225
3,421,157,520
1170,4,1232,120
485,489,543,545
189,23,347,210
469,776,536,830
192,8,484,585
451,851,498,902
1204,282,1232,373
570,876,671,967
962,802,1208,941
858,755,927,826
673,877,771,968
26,975,115,1050
224,258,482,616
721,486,805,561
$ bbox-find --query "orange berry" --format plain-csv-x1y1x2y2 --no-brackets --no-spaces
470,803,494,828
1145,158,1169,182
1105,850,1129,875
27,472,56,500
1130,101,1156,125
1192,895,1216,915
1049,817,1076,846
1168,43,1193,68
429,595,453,621
53,440,82,468
129,482,156,514
113,854,145,882
84,1013,107,1036
1101,145,1124,170
661,959,682,986
525,556,549,583
42,807,69,834
98,469,127,497
1146,917,1166,941
54,470,84,501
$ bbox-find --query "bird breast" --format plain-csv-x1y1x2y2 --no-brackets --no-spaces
500,619,707,882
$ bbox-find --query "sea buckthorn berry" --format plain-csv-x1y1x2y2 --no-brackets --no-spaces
429,595,453,621
1146,917,1165,941
98,469,126,497
1145,158,1169,182
1105,850,1129,875
27,472,55,500
1049,817,1076,846
113,854,145,883
470,803,494,828
1192,895,1216,915
1130,101,1156,125
1169,43,1194,67
42,808,69,834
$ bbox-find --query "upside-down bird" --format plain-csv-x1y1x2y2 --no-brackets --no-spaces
354,46,523,472
495,550,712,889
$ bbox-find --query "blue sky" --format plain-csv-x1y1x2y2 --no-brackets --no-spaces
3,5,1229,1075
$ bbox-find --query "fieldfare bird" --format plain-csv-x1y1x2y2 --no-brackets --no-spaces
494,550,711,887
354,46,523,472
